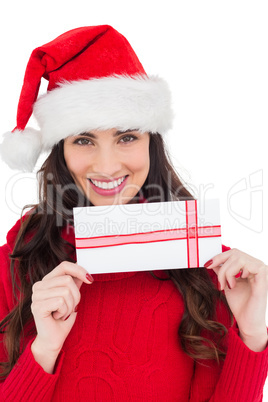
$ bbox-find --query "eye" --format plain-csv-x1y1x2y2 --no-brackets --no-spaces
73,137,93,146
119,135,137,143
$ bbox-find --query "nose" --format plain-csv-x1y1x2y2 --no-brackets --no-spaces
91,148,122,178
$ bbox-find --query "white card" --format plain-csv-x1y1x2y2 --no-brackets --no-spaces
73,199,221,274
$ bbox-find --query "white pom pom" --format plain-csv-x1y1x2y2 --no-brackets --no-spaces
0,128,42,172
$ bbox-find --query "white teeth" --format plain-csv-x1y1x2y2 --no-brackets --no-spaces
90,176,126,190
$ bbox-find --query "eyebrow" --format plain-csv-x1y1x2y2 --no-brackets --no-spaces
77,129,139,139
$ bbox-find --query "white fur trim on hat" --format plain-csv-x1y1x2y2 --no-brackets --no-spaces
0,128,42,172
33,74,173,150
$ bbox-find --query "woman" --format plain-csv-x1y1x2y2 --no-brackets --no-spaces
0,25,267,401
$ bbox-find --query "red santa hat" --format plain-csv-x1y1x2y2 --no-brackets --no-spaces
0,25,173,171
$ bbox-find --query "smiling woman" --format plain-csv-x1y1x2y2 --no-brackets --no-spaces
0,24,267,402
64,128,150,206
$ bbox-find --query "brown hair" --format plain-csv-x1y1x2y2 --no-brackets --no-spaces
0,133,233,379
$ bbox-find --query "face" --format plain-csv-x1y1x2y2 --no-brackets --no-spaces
64,128,150,206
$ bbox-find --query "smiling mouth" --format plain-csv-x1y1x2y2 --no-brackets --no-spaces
88,175,128,190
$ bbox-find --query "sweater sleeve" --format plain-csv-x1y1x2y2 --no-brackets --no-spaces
189,325,268,402
0,243,65,401
189,245,268,402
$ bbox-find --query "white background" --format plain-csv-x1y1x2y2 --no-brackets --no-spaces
0,0,267,397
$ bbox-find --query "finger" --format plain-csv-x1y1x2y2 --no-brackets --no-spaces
204,249,245,288
206,259,240,291
42,262,94,285
206,265,221,289
72,277,84,291
216,261,251,290
235,269,243,279
33,275,81,307
31,297,68,320
206,249,266,276
216,257,237,290
32,285,80,316
204,249,234,269
36,274,84,293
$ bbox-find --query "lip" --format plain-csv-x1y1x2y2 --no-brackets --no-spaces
88,175,125,183
88,175,128,196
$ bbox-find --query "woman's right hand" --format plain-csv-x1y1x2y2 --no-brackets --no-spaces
31,261,94,357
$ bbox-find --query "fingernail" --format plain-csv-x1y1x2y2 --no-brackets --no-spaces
204,259,213,268
86,273,94,283
235,270,243,279
227,281,231,290
217,281,222,291
64,314,70,321
74,304,79,312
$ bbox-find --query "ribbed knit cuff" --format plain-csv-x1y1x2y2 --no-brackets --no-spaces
219,327,268,401
2,338,65,401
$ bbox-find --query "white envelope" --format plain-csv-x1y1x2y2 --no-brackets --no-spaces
73,199,221,275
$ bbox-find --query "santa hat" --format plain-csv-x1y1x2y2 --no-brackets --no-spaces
0,25,173,172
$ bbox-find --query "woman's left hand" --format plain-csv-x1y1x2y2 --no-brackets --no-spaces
205,249,268,348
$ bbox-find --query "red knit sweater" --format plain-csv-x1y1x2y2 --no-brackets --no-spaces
0,218,267,401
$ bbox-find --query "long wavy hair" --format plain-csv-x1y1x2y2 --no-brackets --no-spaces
0,133,233,379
